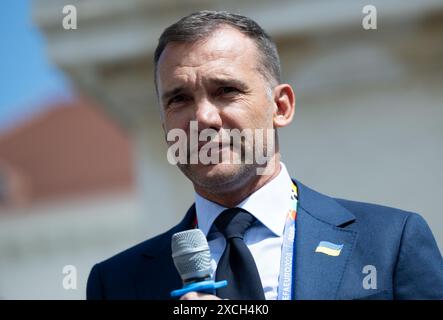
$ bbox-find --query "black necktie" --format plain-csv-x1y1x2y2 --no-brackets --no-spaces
214,208,265,300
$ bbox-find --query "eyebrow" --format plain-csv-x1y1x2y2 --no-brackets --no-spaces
161,77,249,103
210,77,249,91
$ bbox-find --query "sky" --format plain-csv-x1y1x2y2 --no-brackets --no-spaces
0,0,71,133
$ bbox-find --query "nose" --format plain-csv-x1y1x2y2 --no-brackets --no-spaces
194,98,222,131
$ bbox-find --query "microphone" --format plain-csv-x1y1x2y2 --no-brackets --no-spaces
170,229,227,297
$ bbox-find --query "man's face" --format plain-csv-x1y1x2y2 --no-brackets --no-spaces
156,26,276,191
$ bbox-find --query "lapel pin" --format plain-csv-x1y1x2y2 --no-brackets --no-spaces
315,241,343,256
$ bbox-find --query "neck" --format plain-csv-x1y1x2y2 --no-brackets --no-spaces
195,157,282,208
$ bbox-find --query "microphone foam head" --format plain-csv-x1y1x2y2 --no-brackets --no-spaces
171,229,211,284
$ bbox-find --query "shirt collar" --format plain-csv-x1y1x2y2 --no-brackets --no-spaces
195,162,294,237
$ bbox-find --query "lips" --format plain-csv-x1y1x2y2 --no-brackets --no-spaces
197,141,231,152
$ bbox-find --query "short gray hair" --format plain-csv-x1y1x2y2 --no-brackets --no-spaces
153,10,281,91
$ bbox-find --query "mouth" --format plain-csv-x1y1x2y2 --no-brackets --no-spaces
196,140,232,153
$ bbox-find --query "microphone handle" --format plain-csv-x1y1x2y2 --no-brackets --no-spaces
170,280,228,297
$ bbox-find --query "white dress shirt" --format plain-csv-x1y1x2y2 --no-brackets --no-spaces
195,162,295,300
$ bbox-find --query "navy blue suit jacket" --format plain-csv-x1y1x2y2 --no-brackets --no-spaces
87,180,443,299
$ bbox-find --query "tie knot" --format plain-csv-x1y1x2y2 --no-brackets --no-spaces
214,208,256,240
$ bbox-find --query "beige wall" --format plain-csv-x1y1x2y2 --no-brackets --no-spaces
0,192,144,299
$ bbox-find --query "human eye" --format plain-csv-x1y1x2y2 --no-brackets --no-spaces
217,86,240,96
168,94,189,107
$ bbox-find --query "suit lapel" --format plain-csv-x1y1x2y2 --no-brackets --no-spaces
293,181,358,300
135,205,196,299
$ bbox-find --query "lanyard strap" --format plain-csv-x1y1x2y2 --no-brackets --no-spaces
277,182,298,300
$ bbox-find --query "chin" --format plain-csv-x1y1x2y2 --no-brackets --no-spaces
179,162,254,191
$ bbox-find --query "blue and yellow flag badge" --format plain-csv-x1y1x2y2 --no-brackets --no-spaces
315,241,343,257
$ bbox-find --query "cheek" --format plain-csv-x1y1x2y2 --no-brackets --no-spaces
164,110,190,132
242,101,274,129
223,97,257,119
249,92,274,121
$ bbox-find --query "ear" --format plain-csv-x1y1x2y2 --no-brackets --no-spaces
272,84,295,128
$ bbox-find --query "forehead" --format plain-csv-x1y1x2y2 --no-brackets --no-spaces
156,26,260,87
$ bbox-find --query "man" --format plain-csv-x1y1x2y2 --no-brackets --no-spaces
87,11,443,300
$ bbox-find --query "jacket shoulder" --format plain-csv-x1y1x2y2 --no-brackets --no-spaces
333,198,442,299
87,204,195,299
86,227,176,299
335,197,417,226
98,227,175,270
97,203,196,268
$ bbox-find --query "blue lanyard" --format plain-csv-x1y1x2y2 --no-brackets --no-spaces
277,183,298,300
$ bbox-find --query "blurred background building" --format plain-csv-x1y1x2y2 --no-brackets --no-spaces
0,0,442,299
